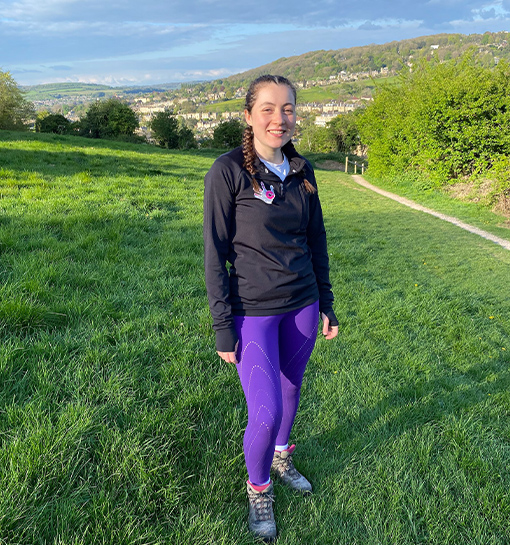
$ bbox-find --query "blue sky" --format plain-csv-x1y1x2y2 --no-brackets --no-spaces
1,0,509,86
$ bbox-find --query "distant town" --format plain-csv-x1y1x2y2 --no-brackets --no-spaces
30,66,389,141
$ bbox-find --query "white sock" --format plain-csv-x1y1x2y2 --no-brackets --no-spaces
250,478,271,487
275,443,288,452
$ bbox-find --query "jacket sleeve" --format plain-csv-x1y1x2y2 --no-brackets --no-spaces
203,157,239,352
305,164,338,327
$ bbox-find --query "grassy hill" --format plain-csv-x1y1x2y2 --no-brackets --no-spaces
225,31,510,85
22,82,181,101
1,130,509,543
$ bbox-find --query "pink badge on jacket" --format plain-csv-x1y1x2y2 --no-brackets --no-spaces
254,182,275,205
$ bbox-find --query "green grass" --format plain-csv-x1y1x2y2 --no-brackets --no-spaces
297,85,361,102
23,83,180,102
202,98,245,114
362,171,510,242
22,83,123,101
1,130,510,544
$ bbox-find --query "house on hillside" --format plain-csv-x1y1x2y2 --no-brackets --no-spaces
315,113,338,127
298,103,322,113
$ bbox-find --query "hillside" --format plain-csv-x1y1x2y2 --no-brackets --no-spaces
224,31,510,86
22,81,181,102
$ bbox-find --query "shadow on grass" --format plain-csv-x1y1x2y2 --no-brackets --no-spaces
0,146,208,180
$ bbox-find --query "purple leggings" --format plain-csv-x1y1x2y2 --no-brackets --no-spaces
234,301,319,485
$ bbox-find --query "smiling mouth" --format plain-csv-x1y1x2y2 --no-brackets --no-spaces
268,129,287,135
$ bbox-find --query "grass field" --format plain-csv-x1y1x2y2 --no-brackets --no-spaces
1,130,510,544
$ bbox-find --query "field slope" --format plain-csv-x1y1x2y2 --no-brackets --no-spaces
1,131,509,544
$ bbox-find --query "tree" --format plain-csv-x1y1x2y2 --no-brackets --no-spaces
213,119,244,149
178,125,197,149
298,123,336,153
149,110,180,148
149,110,197,149
80,98,139,139
35,113,71,134
327,112,362,155
0,71,35,130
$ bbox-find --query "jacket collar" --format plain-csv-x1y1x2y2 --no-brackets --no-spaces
254,143,307,176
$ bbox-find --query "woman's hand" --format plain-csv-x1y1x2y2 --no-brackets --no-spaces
217,342,239,364
321,313,339,340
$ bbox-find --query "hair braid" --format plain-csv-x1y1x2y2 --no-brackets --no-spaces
242,126,261,192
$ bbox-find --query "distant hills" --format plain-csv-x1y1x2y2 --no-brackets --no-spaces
21,82,181,101
22,31,510,102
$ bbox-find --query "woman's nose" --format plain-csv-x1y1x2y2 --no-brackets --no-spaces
272,110,284,124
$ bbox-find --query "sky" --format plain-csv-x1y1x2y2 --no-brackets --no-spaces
1,0,510,87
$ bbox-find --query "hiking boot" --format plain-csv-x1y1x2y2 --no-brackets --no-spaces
246,481,277,542
271,445,312,494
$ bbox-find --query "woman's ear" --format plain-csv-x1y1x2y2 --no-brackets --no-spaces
244,109,252,126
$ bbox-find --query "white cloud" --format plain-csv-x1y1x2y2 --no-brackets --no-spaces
0,0,83,20
471,1,510,18
2,0,508,86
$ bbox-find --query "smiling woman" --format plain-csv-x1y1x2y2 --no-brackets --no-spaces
203,74,339,541
243,82,296,163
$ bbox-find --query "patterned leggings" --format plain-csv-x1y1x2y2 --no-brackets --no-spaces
234,301,319,485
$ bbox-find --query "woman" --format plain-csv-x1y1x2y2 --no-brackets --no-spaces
203,74,338,541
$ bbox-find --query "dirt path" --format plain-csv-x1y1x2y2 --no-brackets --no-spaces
351,175,510,252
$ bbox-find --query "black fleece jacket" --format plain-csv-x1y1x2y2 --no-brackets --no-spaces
203,144,337,352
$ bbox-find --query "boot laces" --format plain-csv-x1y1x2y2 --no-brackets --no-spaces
248,488,274,521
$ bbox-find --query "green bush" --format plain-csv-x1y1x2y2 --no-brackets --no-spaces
327,111,363,155
299,124,337,153
358,54,510,187
35,114,71,134
80,99,139,139
149,110,180,148
149,110,197,149
298,112,362,155
212,119,243,149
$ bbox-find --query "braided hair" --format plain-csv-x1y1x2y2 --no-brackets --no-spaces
242,75,316,194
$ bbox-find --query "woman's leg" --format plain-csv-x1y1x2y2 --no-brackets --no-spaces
234,314,283,486
275,301,319,446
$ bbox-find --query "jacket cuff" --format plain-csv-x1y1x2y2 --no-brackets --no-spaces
215,327,239,353
322,309,339,327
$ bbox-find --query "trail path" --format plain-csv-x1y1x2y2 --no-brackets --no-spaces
351,175,510,252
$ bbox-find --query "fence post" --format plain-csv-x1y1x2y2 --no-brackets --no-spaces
361,163,364,175
345,156,348,173
354,162,357,174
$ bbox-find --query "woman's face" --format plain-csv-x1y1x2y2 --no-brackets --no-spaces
244,83,297,162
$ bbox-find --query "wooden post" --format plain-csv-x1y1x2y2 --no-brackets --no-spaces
354,161,357,174
345,157,348,173
361,163,365,175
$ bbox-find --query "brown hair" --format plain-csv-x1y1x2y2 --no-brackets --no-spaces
242,75,316,194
